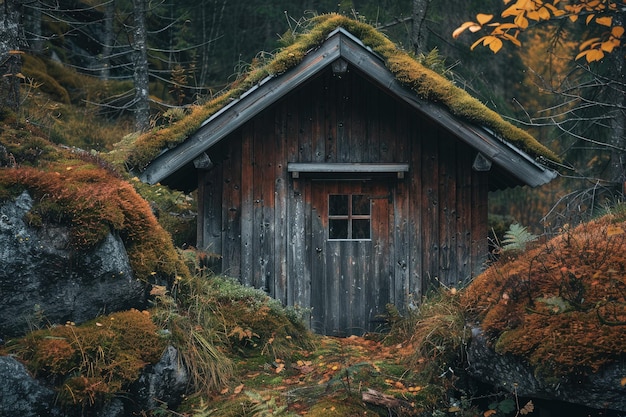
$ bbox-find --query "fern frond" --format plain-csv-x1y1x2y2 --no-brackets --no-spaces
501,223,538,252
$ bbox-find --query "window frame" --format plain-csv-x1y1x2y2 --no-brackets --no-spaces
328,193,372,241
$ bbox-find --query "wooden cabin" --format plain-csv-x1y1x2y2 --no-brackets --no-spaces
137,18,556,336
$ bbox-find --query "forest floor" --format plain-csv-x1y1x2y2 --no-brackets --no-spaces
184,334,444,416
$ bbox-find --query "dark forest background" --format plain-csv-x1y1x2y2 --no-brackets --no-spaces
6,0,624,234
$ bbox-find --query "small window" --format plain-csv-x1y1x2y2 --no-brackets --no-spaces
328,194,371,240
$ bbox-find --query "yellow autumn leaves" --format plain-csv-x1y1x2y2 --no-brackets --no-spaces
453,0,625,62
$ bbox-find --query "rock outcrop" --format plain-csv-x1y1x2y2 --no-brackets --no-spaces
0,346,189,417
130,345,190,412
0,190,148,339
462,217,626,413
0,356,63,417
467,327,626,412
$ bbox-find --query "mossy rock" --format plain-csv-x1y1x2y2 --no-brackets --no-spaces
2,309,167,408
463,215,626,377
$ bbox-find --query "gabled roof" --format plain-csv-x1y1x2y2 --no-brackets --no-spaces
130,14,557,190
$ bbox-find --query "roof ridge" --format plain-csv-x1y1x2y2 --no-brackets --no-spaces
125,13,559,173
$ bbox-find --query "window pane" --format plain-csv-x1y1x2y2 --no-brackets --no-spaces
352,219,370,239
352,195,370,215
329,195,348,215
329,219,348,239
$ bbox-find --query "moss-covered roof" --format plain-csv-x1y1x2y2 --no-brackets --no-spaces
126,14,559,172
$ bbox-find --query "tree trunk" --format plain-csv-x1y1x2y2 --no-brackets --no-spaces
606,12,626,192
132,0,150,132
411,0,430,55
199,0,227,88
24,0,43,54
100,0,114,80
0,0,22,113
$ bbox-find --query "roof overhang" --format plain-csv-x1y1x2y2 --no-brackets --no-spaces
140,27,556,190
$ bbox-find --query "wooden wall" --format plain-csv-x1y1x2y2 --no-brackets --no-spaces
198,66,489,329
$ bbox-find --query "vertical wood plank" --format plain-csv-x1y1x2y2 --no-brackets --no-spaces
422,124,439,295
456,143,473,285
302,178,312,320
471,169,489,278
372,183,391,332
310,181,327,333
274,105,288,303
222,133,242,278
240,123,254,286
336,75,349,162
366,83,381,161
198,167,223,257
403,118,421,308
196,170,205,250
438,135,457,287
323,72,337,164
256,109,275,294
310,71,327,163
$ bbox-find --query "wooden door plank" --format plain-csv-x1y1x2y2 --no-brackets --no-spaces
222,133,242,278
240,123,254,286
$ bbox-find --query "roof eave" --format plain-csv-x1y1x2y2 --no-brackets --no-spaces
140,27,555,189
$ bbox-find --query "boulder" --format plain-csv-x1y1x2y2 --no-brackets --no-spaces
0,346,189,417
0,356,63,417
129,345,190,412
0,191,148,338
467,327,626,412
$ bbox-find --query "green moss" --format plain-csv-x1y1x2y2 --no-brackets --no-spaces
307,395,370,416
2,309,166,408
22,55,71,104
127,14,559,173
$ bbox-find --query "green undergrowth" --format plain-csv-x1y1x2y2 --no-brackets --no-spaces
172,287,470,416
152,271,317,399
178,333,439,417
386,287,469,384
2,309,167,409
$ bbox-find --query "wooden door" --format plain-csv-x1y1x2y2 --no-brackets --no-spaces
310,180,392,335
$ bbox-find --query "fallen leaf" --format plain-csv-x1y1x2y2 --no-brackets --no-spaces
483,410,497,417
150,285,167,296
520,400,534,415
233,384,244,394
220,387,229,395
